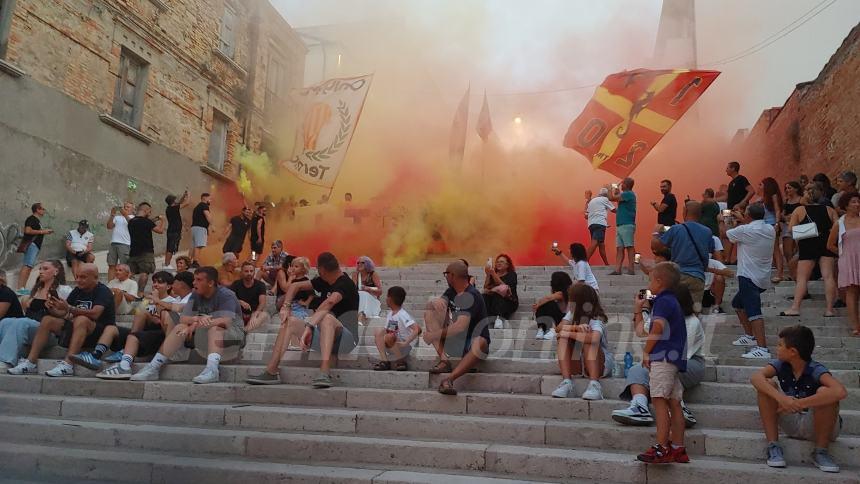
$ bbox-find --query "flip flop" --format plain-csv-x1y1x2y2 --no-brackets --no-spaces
609,271,622,276
778,311,800,317
823,313,838,318
373,361,391,371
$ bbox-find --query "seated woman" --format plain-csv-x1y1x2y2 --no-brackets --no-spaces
532,271,573,341
0,261,71,369
275,256,315,349
611,284,705,428
551,284,614,400
352,256,382,325
483,254,519,329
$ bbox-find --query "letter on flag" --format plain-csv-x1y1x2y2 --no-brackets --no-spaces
476,90,494,142
449,86,470,168
282,75,373,188
562,68,719,178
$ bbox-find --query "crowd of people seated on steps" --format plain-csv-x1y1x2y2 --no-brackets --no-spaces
1,164,857,473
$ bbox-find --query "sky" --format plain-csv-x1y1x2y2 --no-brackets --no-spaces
271,0,860,134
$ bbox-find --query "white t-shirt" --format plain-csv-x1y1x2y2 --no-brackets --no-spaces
711,236,723,253
66,230,94,253
107,278,139,314
561,314,614,371
727,220,775,290
568,260,599,291
146,292,192,314
111,215,132,245
704,258,726,290
717,201,728,211
385,308,417,343
586,196,616,227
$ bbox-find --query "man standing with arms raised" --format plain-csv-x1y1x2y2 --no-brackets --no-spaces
106,201,134,282
128,203,165,297
609,178,637,275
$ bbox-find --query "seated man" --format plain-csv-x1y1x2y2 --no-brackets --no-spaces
107,264,139,315
65,220,95,278
259,240,289,286
246,252,359,388
129,266,245,384
230,261,269,331
751,325,847,473
422,260,490,396
8,263,115,377
72,270,186,372
218,252,240,287
95,271,194,379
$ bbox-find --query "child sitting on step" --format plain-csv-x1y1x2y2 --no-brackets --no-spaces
751,325,846,473
373,286,421,371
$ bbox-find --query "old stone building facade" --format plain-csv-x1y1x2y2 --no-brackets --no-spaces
0,0,305,266
739,22,859,184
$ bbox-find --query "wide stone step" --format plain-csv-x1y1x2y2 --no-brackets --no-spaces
0,441,564,484
0,415,856,484
4,375,860,436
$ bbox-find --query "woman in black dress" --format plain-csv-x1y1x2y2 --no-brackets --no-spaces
483,254,519,329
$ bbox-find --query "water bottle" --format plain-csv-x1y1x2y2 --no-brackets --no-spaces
624,352,633,378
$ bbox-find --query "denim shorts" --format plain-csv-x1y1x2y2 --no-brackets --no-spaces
616,224,636,248
22,243,40,268
291,301,310,320
588,224,607,242
731,276,765,321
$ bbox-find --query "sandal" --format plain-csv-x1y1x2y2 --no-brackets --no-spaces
438,379,457,395
372,361,391,371
770,277,782,284
393,360,408,371
428,360,452,374
608,271,622,276
823,313,837,318
778,311,800,317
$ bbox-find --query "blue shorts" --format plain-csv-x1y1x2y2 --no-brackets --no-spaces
291,301,310,320
589,224,607,242
310,324,357,355
616,224,636,248
731,276,765,321
22,243,40,268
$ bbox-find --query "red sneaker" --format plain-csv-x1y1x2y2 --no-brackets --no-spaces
671,445,690,463
637,444,673,464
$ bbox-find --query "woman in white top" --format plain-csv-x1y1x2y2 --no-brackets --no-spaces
611,285,706,427
552,243,599,292
0,260,71,368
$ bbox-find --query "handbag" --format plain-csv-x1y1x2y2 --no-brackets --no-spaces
792,212,819,241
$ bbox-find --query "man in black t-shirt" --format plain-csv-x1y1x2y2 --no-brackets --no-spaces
230,261,269,330
190,193,212,266
651,179,678,226
249,204,266,261
128,202,165,296
423,260,490,396
222,207,252,255
723,161,755,264
9,263,115,377
247,252,359,388
17,203,53,290
0,270,24,320
164,190,189,268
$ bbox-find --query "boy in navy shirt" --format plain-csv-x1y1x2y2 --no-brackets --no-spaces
636,262,688,464
751,325,846,473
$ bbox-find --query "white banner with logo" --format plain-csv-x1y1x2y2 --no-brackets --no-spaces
282,75,372,188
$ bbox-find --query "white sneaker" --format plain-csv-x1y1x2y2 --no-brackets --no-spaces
582,380,603,400
192,366,219,384
7,358,37,375
45,361,74,377
543,328,557,340
493,317,504,329
611,402,654,426
732,334,756,346
535,328,545,340
742,346,771,359
162,265,176,271
551,379,573,398
130,364,161,381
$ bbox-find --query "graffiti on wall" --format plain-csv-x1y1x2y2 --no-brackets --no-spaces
0,222,22,269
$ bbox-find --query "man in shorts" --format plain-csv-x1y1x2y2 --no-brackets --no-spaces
585,188,616,265
190,193,212,266
106,202,134,281
17,203,53,291
130,266,245,384
609,177,637,275
423,260,491,396
127,202,165,297
246,252,359,388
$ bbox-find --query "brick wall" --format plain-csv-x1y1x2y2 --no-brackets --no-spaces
4,0,305,177
740,23,859,184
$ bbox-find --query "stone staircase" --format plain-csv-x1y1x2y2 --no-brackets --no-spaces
1,263,858,483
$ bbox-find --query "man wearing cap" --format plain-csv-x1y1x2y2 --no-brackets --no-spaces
65,220,95,278
259,240,288,286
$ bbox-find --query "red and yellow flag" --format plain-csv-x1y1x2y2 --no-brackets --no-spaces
563,68,719,178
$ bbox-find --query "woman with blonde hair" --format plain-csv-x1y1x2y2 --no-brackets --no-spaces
352,256,382,325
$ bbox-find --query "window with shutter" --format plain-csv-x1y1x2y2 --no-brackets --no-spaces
208,112,229,172
0,0,16,59
111,48,149,129
219,6,236,59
